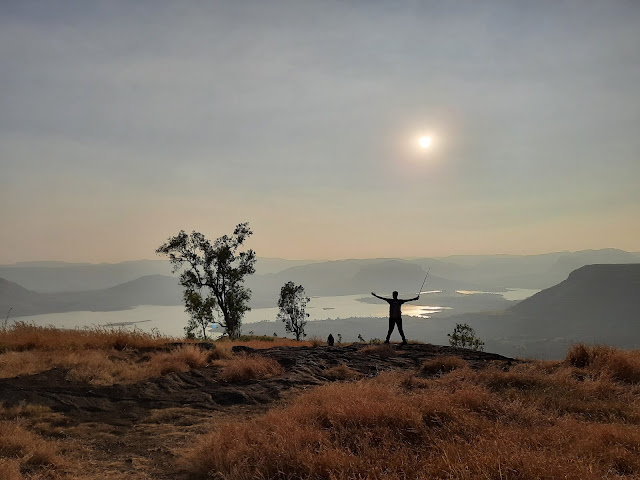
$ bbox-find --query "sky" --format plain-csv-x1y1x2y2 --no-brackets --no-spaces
1,1,639,263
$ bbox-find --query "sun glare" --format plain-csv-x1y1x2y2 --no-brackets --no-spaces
418,136,432,149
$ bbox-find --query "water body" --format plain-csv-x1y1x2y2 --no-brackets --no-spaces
13,289,537,338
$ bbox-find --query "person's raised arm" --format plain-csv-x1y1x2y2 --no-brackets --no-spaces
400,295,420,303
371,292,388,301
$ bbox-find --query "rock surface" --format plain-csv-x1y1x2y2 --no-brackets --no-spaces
0,343,513,427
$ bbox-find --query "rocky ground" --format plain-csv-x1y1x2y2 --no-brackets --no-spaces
0,343,514,479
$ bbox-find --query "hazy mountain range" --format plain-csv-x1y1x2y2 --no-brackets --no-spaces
1,249,639,318
247,263,640,359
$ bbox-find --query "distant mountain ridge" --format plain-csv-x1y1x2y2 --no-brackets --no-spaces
0,275,183,317
2,249,639,295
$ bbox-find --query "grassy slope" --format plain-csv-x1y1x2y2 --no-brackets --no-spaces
185,345,640,480
1,324,640,479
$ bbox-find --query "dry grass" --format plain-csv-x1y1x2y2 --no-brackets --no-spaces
419,355,469,376
184,345,640,480
308,335,325,347
323,364,363,381
0,322,171,352
0,404,67,480
359,343,397,358
0,325,317,385
566,343,640,383
216,354,284,383
0,345,212,385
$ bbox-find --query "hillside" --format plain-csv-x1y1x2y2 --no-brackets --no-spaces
425,263,640,358
510,263,640,341
0,275,183,317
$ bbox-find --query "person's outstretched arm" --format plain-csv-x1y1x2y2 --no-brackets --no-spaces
400,296,420,303
371,292,390,301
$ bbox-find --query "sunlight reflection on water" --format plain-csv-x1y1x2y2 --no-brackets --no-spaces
14,289,538,337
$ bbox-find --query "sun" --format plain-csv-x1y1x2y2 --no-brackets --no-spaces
418,136,432,149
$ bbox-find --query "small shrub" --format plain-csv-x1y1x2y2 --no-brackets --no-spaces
420,356,468,376
447,323,484,351
217,355,284,383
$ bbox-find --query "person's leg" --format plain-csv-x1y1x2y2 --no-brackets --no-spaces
397,317,407,344
385,317,395,343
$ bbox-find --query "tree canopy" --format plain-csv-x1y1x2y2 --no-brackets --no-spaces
277,281,310,341
156,223,256,339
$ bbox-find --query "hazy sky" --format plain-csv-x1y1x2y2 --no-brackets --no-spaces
1,1,639,263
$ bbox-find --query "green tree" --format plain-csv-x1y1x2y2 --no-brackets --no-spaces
447,323,485,351
156,223,256,339
277,281,309,341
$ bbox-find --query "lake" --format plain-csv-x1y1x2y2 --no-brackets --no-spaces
12,289,538,338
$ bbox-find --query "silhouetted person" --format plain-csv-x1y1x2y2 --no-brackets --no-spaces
327,333,335,346
371,291,419,345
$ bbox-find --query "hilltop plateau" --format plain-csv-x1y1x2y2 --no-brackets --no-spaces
1,325,640,479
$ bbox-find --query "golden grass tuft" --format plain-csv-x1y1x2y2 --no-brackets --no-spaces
308,335,325,347
359,343,397,358
216,354,284,383
323,364,362,381
0,419,64,479
565,343,640,383
419,355,468,376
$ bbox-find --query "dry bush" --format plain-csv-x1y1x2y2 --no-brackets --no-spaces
217,355,283,383
183,346,640,480
307,335,324,347
565,344,640,384
566,343,591,368
208,343,233,360
323,364,362,381
148,345,211,376
359,343,396,358
419,355,468,376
